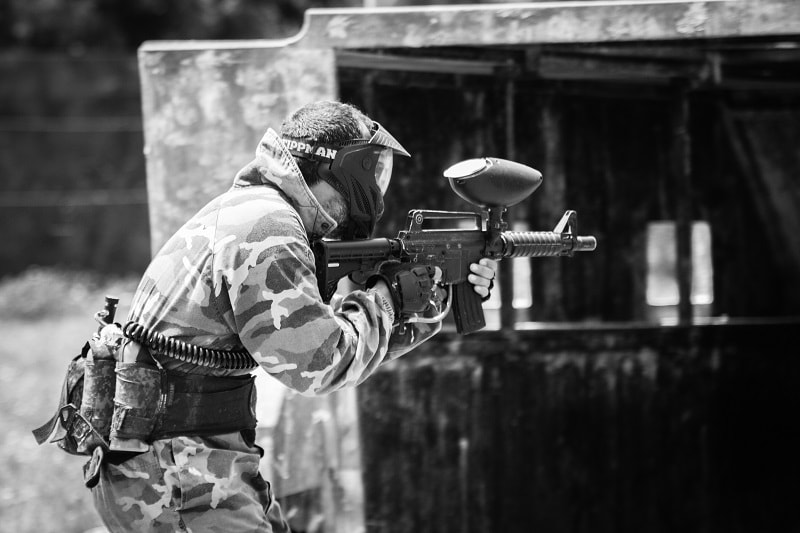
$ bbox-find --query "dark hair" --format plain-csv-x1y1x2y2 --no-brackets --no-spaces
280,100,373,185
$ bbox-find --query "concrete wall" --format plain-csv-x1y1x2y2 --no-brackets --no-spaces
138,45,337,253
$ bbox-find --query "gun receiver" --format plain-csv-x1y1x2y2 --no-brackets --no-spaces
313,157,597,334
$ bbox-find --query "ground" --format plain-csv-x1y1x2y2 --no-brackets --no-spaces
0,268,138,533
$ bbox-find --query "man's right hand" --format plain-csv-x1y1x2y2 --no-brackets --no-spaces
368,263,439,315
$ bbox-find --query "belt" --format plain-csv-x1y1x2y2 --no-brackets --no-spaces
110,369,258,441
154,372,257,439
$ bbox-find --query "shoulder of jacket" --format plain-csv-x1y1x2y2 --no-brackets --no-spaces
215,186,309,248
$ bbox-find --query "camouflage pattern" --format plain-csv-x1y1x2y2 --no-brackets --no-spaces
93,433,290,532
92,129,441,529
123,127,439,384
110,363,162,440
80,358,116,440
32,347,89,455
60,404,111,458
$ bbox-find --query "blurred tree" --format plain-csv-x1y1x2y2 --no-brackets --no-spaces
0,0,363,52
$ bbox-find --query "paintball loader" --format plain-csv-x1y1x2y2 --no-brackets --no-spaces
313,157,597,334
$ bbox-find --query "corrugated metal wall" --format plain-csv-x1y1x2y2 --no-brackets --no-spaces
339,74,800,321
357,322,800,533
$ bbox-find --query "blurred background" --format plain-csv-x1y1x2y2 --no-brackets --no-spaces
2,1,800,532
0,1,397,531
0,0,368,279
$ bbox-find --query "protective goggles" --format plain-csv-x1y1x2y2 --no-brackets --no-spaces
284,123,407,188
283,122,410,239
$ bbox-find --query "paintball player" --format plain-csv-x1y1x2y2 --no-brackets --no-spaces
91,100,497,531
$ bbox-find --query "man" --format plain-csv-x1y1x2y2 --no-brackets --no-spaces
92,100,497,531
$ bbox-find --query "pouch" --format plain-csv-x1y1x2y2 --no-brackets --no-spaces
32,343,90,455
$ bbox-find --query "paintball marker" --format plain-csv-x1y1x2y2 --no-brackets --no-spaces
313,157,597,334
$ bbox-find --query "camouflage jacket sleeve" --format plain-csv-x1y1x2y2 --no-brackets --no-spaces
385,298,443,361
328,294,443,363
216,191,419,396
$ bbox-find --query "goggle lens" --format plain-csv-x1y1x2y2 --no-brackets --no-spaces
375,148,393,195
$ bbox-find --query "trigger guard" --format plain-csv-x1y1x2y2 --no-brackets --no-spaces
406,285,453,325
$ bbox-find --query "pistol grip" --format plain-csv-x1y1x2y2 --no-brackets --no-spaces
452,282,486,334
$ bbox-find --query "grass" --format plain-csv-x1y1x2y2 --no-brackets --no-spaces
0,268,305,532
0,268,138,532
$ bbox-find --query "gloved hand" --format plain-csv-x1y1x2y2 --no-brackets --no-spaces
367,262,438,315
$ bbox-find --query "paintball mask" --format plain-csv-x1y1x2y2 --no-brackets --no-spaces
283,122,410,240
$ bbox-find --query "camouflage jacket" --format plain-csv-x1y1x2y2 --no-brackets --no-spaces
126,128,441,395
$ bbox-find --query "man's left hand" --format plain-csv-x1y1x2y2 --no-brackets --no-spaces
467,258,498,300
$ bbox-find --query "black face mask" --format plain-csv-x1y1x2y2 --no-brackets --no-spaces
283,122,410,240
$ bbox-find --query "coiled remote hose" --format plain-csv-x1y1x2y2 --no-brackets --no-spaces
122,322,258,370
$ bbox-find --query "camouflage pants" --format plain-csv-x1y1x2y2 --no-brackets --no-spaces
92,432,290,532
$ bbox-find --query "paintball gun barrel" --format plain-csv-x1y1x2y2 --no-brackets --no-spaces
313,157,597,334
